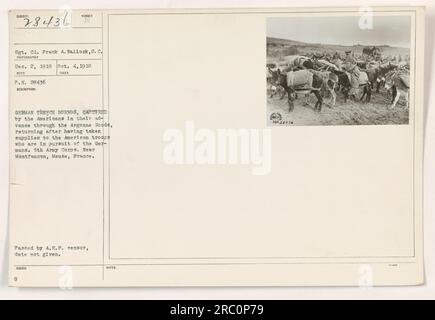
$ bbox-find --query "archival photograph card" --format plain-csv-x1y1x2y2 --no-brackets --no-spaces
8,7,425,287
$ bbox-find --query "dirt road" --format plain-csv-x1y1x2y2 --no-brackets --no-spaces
267,89,409,126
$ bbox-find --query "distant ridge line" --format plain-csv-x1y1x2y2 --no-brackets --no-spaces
266,36,409,50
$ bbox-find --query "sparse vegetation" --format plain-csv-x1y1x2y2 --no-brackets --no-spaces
266,37,410,126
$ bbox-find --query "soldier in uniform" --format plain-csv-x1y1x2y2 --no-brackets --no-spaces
344,50,357,72
344,50,356,64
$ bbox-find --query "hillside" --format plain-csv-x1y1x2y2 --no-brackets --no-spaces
267,37,410,61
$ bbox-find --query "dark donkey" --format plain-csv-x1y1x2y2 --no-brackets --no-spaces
332,70,351,102
362,46,381,57
273,69,324,112
332,69,371,103
363,63,397,93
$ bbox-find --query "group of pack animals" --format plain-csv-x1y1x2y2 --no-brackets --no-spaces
266,47,410,113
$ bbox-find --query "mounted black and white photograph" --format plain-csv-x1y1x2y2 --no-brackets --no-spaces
266,15,412,126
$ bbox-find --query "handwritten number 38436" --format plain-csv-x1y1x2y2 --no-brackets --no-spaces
23,11,70,28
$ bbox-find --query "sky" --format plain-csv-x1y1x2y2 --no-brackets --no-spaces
267,15,411,48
